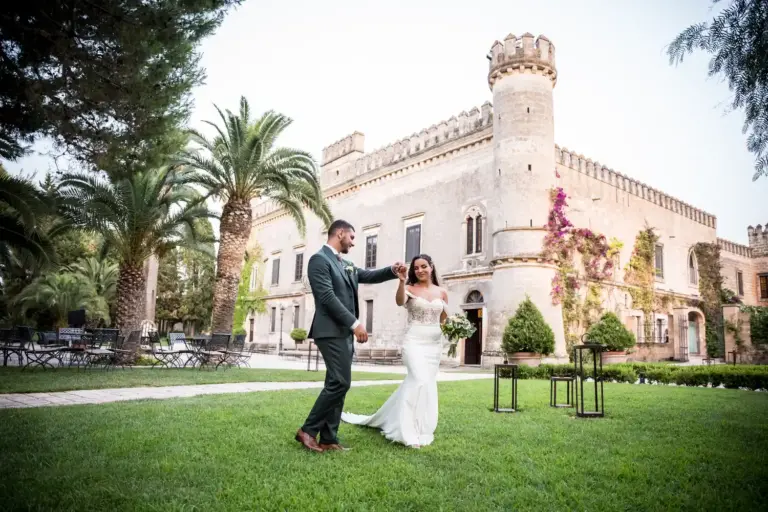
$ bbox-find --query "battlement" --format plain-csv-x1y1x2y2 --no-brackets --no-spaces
322,131,365,166
488,33,557,89
319,102,493,189
718,238,753,258
748,224,768,257
555,146,717,229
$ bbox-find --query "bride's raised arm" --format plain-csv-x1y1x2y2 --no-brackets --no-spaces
440,288,448,324
395,275,408,306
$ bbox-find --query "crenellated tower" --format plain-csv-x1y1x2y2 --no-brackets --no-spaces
487,32,566,359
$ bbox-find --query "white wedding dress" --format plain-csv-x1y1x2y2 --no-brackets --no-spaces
341,291,446,448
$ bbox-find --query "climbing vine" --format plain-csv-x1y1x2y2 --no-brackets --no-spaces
623,226,659,340
694,242,725,357
543,187,622,355
232,247,267,335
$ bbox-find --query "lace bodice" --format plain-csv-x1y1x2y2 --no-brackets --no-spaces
404,291,447,326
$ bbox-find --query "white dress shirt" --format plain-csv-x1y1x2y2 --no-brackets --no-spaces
324,244,360,330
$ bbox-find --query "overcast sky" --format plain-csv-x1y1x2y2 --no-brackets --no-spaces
6,0,765,244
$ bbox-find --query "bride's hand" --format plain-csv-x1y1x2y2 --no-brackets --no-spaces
397,265,407,281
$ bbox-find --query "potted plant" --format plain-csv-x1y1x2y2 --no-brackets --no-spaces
501,296,555,367
586,312,636,364
290,328,308,345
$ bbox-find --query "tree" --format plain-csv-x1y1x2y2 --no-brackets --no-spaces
0,172,57,267
0,1,242,170
179,96,332,332
586,312,636,353
502,296,556,355
667,0,768,180
14,272,110,329
179,219,216,334
58,166,214,334
232,249,267,335
156,249,183,333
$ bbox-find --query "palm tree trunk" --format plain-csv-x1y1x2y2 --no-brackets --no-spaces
117,262,146,336
211,198,252,333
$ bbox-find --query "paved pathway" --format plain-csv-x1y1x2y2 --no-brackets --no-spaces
0,372,492,410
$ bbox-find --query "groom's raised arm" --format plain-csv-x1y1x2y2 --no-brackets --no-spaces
357,264,398,285
308,254,358,330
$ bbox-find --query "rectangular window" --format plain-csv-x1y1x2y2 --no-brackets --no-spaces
737,271,744,296
293,305,300,329
654,244,664,279
466,217,474,255
249,317,254,342
294,253,304,281
760,274,768,300
365,300,374,333
656,318,664,343
405,224,421,261
365,235,378,269
249,264,257,291
271,258,280,286
270,307,276,333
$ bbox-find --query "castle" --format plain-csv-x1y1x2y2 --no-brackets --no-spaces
244,32,768,366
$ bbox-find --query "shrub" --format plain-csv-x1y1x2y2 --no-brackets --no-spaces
290,328,308,342
586,312,636,352
502,297,555,355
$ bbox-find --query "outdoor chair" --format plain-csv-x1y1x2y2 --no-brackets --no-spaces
110,330,142,369
222,334,250,368
168,332,197,368
84,328,119,369
1,327,26,367
197,332,230,370
23,330,65,370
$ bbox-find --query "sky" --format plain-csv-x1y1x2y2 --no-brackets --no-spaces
6,0,766,244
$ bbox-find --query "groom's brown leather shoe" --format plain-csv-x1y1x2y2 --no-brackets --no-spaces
295,429,323,453
319,443,351,452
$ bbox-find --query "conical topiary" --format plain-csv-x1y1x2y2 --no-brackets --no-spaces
502,296,556,355
586,312,636,352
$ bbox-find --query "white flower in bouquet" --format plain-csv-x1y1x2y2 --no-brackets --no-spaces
441,313,477,358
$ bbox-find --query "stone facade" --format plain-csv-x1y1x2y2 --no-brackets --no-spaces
244,31,766,365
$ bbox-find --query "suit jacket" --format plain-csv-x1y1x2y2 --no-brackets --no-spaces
307,245,397,340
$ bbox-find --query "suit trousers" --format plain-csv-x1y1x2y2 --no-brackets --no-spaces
301,335,354,444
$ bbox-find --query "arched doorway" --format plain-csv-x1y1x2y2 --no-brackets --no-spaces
463,291,484,365
687,311,703,355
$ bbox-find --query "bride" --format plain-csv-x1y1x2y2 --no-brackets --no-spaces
341,253,447,449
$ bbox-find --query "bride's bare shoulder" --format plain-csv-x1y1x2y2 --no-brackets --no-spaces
439,287,448,301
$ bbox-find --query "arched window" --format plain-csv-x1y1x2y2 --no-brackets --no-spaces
464,207,485,256
466,290,484,303
688,250,698,286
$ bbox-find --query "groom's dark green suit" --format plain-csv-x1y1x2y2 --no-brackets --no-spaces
301,245,397,445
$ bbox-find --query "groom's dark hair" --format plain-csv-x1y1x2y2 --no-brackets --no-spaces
328,219,354,237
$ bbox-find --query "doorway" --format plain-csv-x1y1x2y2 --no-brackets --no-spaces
688,312,700,355
463,308,482,365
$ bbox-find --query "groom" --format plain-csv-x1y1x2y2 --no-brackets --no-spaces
295,219,404,453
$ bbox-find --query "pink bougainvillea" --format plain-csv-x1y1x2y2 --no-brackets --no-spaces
543,187,615,304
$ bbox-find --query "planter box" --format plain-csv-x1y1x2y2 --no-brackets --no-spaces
603,351,628,364
506,352,542,367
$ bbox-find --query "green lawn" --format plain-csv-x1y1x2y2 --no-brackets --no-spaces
1,380,766,511
0,367,405,394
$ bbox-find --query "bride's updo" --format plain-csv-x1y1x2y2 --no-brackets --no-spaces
407,254,440,286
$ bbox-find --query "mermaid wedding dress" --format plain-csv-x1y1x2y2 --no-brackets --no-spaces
341,291,446,448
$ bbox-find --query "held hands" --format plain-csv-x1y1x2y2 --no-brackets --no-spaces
392,262,407,281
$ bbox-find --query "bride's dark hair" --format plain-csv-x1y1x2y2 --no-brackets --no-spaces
407,254,440,286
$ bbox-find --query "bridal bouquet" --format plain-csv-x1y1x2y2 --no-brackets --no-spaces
441,313,477,358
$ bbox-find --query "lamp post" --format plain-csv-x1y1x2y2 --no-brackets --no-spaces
279,304,286,353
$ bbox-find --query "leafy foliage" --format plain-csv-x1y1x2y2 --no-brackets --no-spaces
624,226,659,339
667,0,768,180
741,305,768,345
694,242,725,357
179,96,332,234
232,249,266,335
0,1,242,170
502,296,555,355
290,328,308,342
586,312,637,352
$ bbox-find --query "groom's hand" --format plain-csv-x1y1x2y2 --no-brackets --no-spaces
353,324,368,343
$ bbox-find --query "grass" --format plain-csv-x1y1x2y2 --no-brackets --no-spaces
0,367,405,394
1,379,766,511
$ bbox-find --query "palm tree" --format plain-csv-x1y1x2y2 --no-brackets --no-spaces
178,96,332,332
0,172,57,269
14,272,110,329
58,166,214,334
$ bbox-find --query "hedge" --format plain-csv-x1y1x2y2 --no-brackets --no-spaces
497,363,768,390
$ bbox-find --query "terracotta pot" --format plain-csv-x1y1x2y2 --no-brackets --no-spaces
602,351,628,364
505,352,542,367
